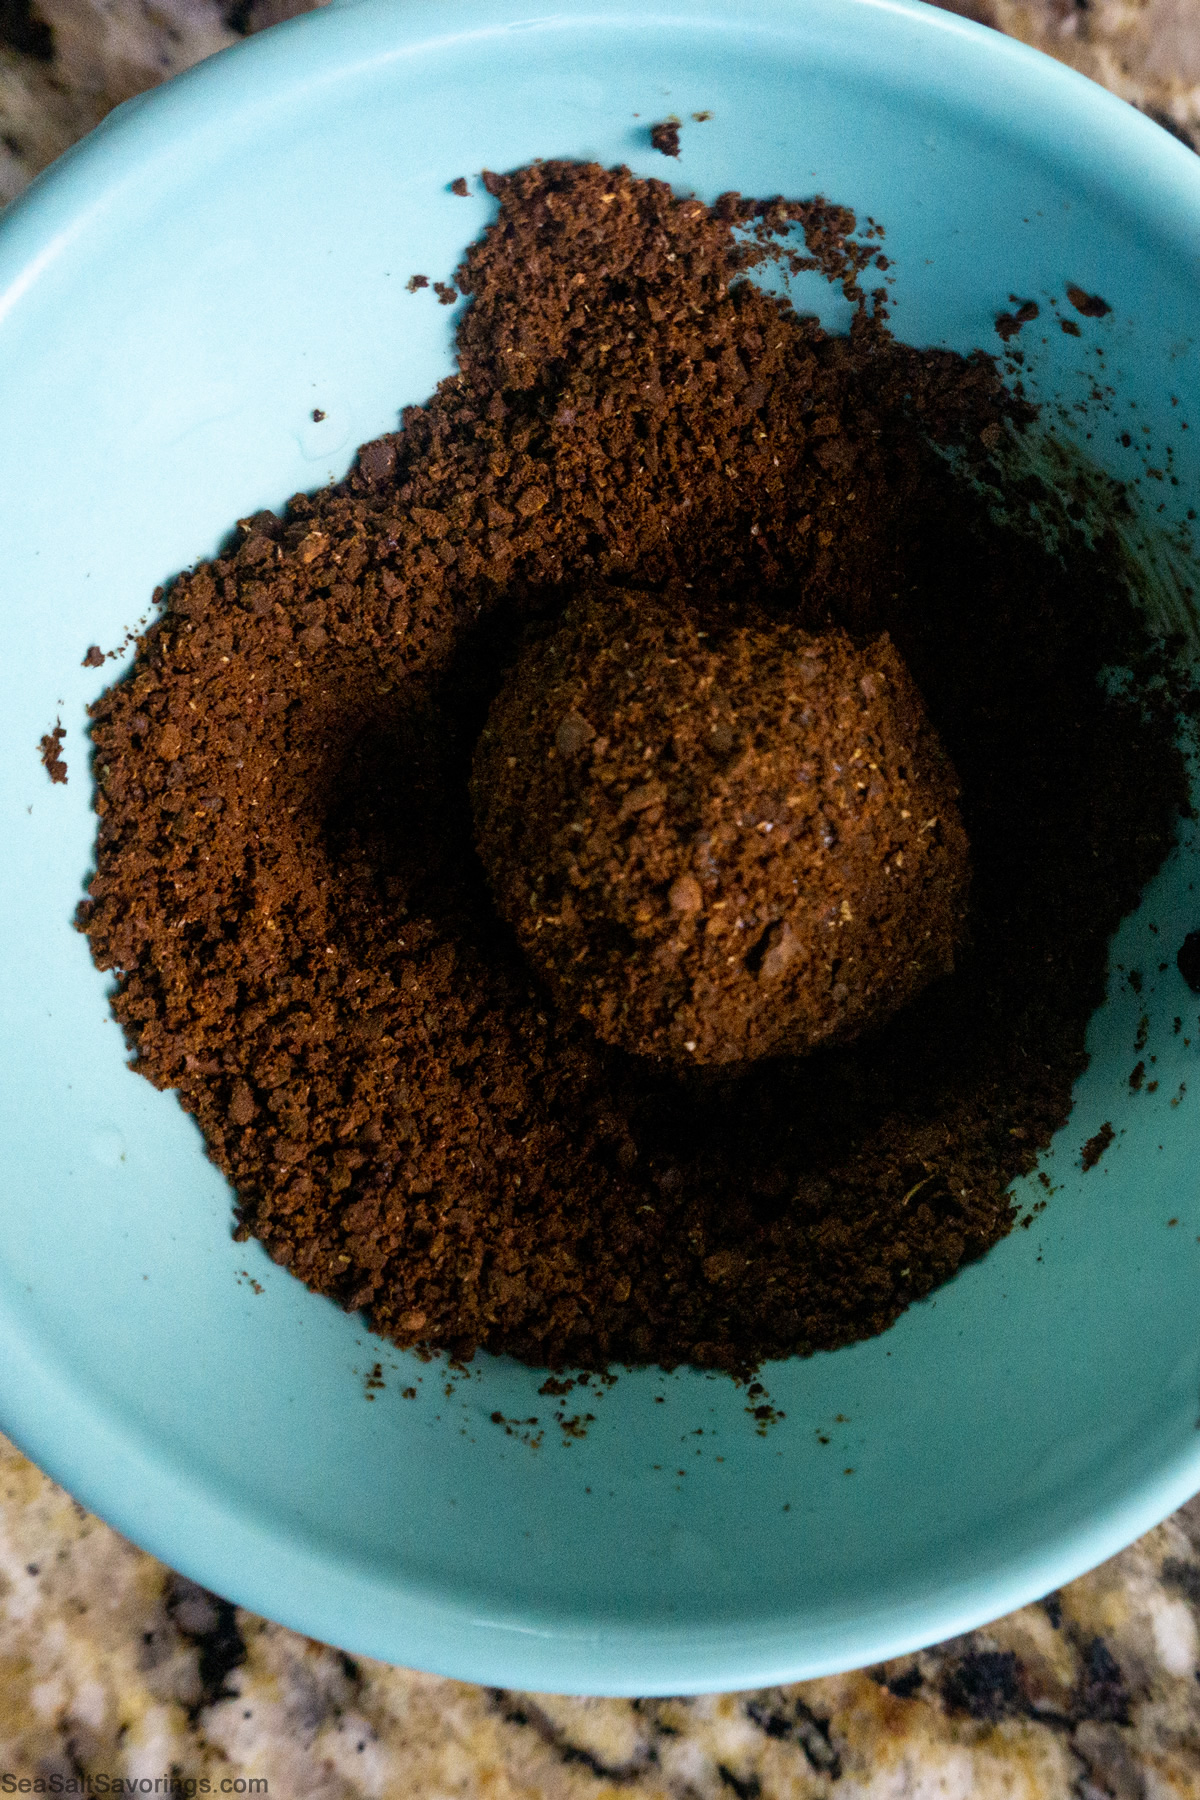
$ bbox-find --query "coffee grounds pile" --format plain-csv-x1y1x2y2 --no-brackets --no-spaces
80,161,1188,1373
471,589,971,1066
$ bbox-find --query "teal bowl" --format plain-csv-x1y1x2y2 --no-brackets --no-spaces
4,0,1200,1696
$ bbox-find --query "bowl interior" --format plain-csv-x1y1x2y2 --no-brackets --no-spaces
3,0,1200,1694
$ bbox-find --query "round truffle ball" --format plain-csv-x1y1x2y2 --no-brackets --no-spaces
472,589,970,1065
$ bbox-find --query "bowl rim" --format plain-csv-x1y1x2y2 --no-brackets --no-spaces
4,0,1200,1695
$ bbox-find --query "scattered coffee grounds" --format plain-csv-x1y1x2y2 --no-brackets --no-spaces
472,589,970,1065
1065,283,1112,319
450,177,469,197
80,160,1189,1374
1081,1122,1115,1171
39,721,66,784
405,273,428,293
1178,930,1200,993
82,644,105,669
650,121,680,158
994,298,1038,342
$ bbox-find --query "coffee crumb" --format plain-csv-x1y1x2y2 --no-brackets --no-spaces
995,299,1038,341
1066,283,1112,318
450,177,469,196
650,120,681,157
312,408,326,422
406,274,429,292
1081,1122,1115,1171
83,645,105,668
39,721,67,784
432,281,458,305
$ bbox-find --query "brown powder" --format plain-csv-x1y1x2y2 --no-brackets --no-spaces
1066,283,1113,319
994,298,1038,342
650,121,681,158
471,591,971,1065
79,161,1188,1375
1081,1122,1116,1171
39,720,67,784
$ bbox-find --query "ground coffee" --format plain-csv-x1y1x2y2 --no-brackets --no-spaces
80,161,1188,1374
471,590,971,1065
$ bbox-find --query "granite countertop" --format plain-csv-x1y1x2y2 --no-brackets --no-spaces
5,2,1200,1793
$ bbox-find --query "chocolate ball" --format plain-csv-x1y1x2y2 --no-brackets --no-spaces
472,589,970,1065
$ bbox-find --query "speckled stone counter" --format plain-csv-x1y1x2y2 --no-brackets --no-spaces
5,1427,1200,1795
5,3,1200,1794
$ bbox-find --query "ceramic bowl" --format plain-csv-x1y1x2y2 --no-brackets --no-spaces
3,0,1200,1695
